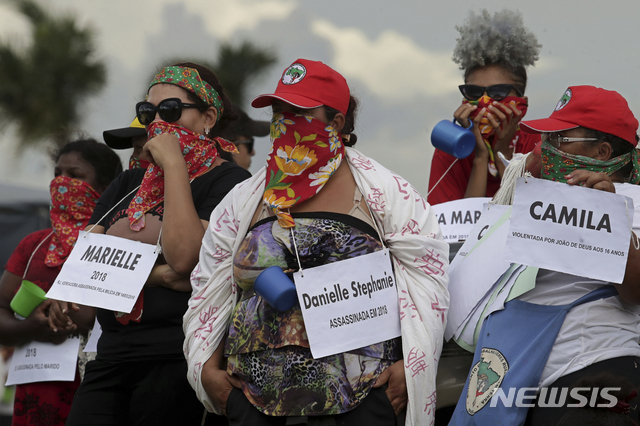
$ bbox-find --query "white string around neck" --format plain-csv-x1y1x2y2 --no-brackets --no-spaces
285,192,388,279
84,185,163,254
23,230,54,279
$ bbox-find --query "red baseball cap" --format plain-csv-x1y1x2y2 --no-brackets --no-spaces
251,59,350,114
520,86,639,146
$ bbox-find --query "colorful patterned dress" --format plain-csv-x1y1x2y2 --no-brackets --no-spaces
225,213,402,416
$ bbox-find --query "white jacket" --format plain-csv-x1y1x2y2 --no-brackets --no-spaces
183,148,450,425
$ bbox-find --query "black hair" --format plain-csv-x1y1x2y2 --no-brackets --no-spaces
52,138,123,192
170,61,238,162
323,95,359,147
583,128,638,182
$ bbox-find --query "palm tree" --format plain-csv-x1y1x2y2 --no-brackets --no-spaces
0,0,106,148
210,41,277,106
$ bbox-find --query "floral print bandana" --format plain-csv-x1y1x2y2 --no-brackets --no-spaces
541,140,640,184
149,66,225,124
46,176,100,267
126,121,238,231
264,112,345,228
464,95,529,177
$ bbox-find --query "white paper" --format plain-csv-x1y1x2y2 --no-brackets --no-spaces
445,205,512,341
6,336,80,385
294,249,401,359
83,319,101,353
449,204,511,271
506,178,633,283
46,232,158,313
431,197,491,242
456,265,525,346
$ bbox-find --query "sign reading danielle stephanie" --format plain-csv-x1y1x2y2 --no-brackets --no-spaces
293,249,401,359
46,232,158,313
505,178,633,283
432,197,491,242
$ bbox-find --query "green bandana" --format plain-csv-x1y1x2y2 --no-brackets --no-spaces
541,140,640,184
149,66,224,123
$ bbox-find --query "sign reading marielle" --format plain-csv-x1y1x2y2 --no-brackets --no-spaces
293,249,401,359
46,232,158,313
432,198,491,242
505,178,633,283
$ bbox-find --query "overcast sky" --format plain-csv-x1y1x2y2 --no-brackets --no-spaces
0,0,638,197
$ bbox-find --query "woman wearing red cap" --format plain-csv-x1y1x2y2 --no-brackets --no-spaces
184,59,449,425
450,86,640,425
64,62,251,425
427,10,541,205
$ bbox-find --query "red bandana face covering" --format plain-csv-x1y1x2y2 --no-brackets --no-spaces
264,112,345,228
46,176,100,267
126,121,238,231
464,95,528,176
129,156,151,170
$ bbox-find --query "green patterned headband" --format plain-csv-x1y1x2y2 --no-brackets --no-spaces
149,66,224,123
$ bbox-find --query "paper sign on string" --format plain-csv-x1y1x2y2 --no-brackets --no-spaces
294,249,401,359
46,231,158,313
505,178,633,283
288,206,400,359
46,185,160,313
432,197,491,243
6,335,80,385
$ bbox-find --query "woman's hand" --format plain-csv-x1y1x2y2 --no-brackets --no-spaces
487,101,522,159
566,170,616,193
454,103,489,159
456,102,491,198
143,133,185,171
201,358,242,415
48,300,78,333
48,300,95,333
28,300,69,344
525,140,543,178
372,360,407,415
145,264,192,292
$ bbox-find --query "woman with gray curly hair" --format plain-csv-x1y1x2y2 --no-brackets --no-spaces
427,9,542,205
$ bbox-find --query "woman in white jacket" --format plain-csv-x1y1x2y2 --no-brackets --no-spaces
183,58,449,426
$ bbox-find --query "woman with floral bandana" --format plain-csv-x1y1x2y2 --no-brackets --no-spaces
184,59,449,426
0,139,122,426
427,9,541,205
64,62,250,425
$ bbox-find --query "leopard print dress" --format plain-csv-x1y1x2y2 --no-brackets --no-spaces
225,213,402,416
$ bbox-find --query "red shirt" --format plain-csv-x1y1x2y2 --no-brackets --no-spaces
5,229,81,426
427,129,539,205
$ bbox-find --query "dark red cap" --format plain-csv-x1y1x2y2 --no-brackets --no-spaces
520,86,638,146
251,59,350,114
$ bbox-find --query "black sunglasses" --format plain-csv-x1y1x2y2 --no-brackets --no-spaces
458,84,524,101
234,137,255,152
135,98,200,125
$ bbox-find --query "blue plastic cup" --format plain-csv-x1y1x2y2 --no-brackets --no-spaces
431,119,476,159
254,266,298,311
